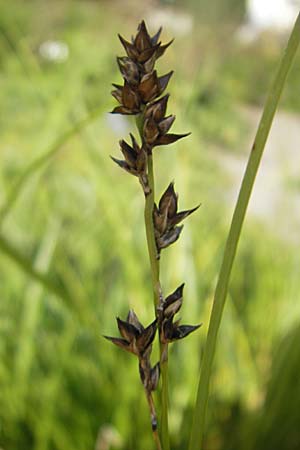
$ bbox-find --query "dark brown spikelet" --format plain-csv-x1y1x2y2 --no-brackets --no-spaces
153,182,200,253
111,81,141,115
112,20,174,116
144,95,190,148
159,284,202,344
107,21,202,442
163,283,184,318
111,134,149,193
162,319,201,343
104,311,157,358
118,20,173,67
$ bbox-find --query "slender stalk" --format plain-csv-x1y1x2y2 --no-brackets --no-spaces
144,152,161,309
145,153,170,450
136,113,170,450
159,342,169,450
189,12,300,450
146,391,163,450
144,153,170,450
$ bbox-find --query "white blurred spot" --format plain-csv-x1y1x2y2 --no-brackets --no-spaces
247,0,299,31
95,424,122,450
238,0,300,43
39,40,69,62
105,113,130,137
147,9,193,37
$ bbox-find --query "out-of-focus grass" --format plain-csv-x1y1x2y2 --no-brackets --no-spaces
1,1,300,450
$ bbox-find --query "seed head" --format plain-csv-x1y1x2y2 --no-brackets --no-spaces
104,310,157,358
153,182,200,252
112,21,173,116
159,284,202,344
111,134,149,194
118,20,173,66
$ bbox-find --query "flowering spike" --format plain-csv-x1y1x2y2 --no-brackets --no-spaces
118,34,139,59
155,132,191,146
156,39,174,59
117,317,139,341
158,71,173,94
103,336,130,352
127,309,144,332
145,94,170,121
149,363,160,391
157,225,183,250
134,20,152,52
163,283,185,318
154,182,199,252
108,22,203,445
158,115,176,135
117,57,140,85
171,324,202,340
159,182,177,217
151,27,162,45
138,71,160,103
169,204,201,227
105,312,157,357
110,156,135,175
137,319,157,354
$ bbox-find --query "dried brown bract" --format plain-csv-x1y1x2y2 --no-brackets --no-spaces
159,284,202,344
118,20,173,69
104,307,161,431
111,20,174,116
104,310,157,357
153,182,200,253
111,134,149,193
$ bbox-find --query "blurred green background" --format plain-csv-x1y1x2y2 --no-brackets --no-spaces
1,0,300,449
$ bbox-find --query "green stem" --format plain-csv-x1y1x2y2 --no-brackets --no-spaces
160,343,169,450
144,153,161,308
144,152,170,450
189,12,300,450
146,390,163,450
136,113,170,450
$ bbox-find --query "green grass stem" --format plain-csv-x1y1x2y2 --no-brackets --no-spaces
137,108,170,450
137,111,170,450
0,105,104,225
144,153,161,309
144,153,170,450
0,231,71,303
189,12,300,450
0,231,98,332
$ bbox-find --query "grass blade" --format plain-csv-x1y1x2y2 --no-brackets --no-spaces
0,106,104,224
189,12,300,450
0,231,71,304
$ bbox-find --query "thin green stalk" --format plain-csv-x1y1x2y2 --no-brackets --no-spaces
136,111,170,450
146,390,163,450
144,153,161,308
0,105,104,225
135,116,169,450
189,12,300,450
144,153,170,450
159,342,170,450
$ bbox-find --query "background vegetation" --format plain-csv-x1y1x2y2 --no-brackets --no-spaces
1,1,300,449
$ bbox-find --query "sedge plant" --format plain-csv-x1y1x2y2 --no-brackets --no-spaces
105,16,300,450
105,21,201,450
